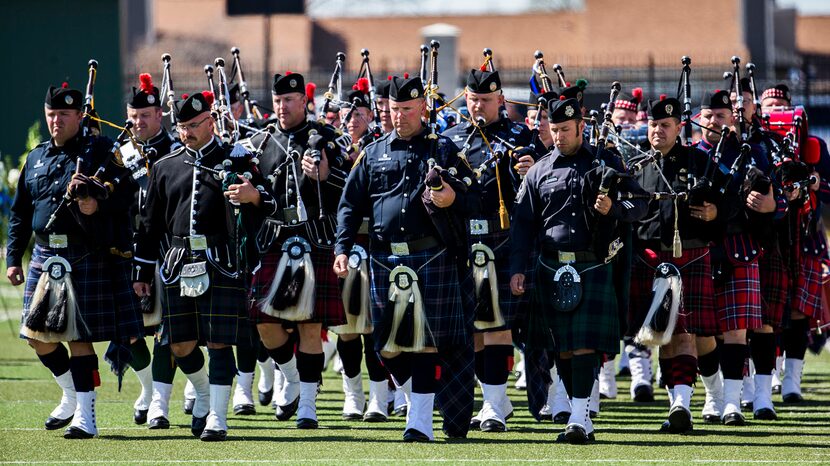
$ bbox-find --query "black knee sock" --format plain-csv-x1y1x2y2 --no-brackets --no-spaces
672,354,698,387
129,338,151,371
751,333,777,375
235,343,257,373
381,353,412,386
571,354,598,399
152,342,176,384
658,357,674,389
69,355,99,392
175,347,205,375
296,352,324,384
363,335,387,382
782,318,809,360
556,357,573,398
257,342,270,363
481,345,513,385
474,349,485,381
208,347,236,385
38,343,70,377
720,343,748,381
266,341,295,365
697,346,721,378
337,337,363,378
411,352,439,394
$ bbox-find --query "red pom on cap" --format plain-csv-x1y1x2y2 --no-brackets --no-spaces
263,113,270,119
354,77,369,94
285,70,293,75
201,90,215,106
659,94,667,101
565,82,571,87
139,73,154,94
714,89,721,94
559,95,566,100
61,82,69,88
305,82,316,100
181,93,189,99
631,87,643,104
387,75,393,81
403,72,410,79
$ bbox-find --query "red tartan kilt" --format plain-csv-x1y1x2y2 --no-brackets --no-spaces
715,261,763,332
628,247,717,337
796,255,824,319
759,250,788,328
249,247,346,326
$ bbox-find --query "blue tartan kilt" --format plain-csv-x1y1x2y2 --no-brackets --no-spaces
532,254,620,355
462,228,529,332
369,247,468,350
22,243,143,343
159,267,250,346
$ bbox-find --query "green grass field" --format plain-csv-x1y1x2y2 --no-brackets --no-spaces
0,278,828,464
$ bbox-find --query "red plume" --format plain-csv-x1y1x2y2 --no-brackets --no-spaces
659,94,667,101
139,73,154,94
403,72,410,79
387,75,393,81
714,89,721,94
181,93,189,99
61,82,69,88
285,70,293,75
305,82,316,100
355,77,369,94
480,63,487,72
631,87,643,104
565,81,571,87
201,91,215,106
559,95,566,100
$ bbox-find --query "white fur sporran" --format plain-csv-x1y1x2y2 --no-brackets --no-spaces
471,244,505,330
635,262,682,347
261,236,315,321
21,256,89,343
381,265,427,353
332,245,372,335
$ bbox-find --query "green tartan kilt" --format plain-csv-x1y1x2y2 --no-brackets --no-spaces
529,255,620,355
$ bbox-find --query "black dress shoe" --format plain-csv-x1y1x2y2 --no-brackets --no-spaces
258,389,273,406
480,419,506,432
722,412,746,426
702,414,721,424
633,384,655,402
233,404,256,415
782,393,804,403
148,417,170,429
740,400,753,411
363,412,388,422
275,396,300,421
200,429,227,441
563,424,590,444
342,412,363,421
183,398,195,415
753,408,778,421
553,411,571,424
443,429,467,439
134,409,148,425
589,410,598,419
392,406,407,417
557,429,595,443
658,420,670,432
667,406,693,434
772,385,781,395
297,417,319,429
63,426,95,439
469,418,481,429
45,415,73,430
191,415,207,437
403,428,430,442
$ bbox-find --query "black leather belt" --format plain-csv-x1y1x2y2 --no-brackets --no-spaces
469,217,508,235
370,236,440,256
171,235,227,249
35,233,85,248
541,247,597,263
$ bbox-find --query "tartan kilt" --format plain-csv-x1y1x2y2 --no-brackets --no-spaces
532,255,619,355
629,247,717,337
462,228,528,332
759,249,788,328
160,268,250,346
248,246,346,327
795,255,824,319
22,243,143,343
369,247,467,350
715,260,763,332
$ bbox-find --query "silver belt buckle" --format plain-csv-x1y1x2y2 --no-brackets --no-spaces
189,234,208,251
390,242,411,256
557,251,576,264
49,234,68,249
470,219,489,236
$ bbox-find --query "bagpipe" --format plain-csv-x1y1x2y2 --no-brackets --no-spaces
319,52,358,152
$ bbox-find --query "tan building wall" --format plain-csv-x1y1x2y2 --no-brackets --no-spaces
796,15,830,54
